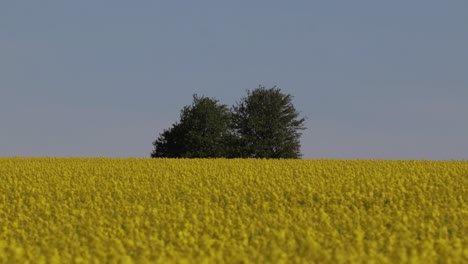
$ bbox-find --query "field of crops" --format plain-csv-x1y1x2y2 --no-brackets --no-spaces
0,158,466,263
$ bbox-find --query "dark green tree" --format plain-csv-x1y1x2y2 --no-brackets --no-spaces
232,86,306,158
150,123,185,158
151,95,234,158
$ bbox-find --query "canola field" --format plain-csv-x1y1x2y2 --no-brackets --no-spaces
0,158,467,263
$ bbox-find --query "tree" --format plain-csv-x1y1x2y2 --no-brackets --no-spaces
151,95,234,158
232,86,306,158
150,122,186,158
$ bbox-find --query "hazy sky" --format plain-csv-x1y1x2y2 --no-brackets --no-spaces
1,0,467,159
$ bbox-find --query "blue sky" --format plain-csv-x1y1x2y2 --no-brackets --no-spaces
1,0,467,159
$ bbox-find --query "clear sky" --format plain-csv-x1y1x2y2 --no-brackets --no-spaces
1,0,467,159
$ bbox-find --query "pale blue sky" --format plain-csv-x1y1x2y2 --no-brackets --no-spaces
1,0,467,159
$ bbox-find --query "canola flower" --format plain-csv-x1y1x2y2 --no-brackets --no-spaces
0,158,467,263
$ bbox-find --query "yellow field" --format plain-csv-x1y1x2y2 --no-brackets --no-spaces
0,158,466,263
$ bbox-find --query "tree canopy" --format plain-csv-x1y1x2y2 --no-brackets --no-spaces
151,95,234,158
232,86,306,158
151,86,306,158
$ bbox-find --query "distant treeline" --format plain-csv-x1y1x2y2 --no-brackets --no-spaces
151,85,306,159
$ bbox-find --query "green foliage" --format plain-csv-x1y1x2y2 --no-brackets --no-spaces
151,95,234,158
151,86,306,158
232,86,306,158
